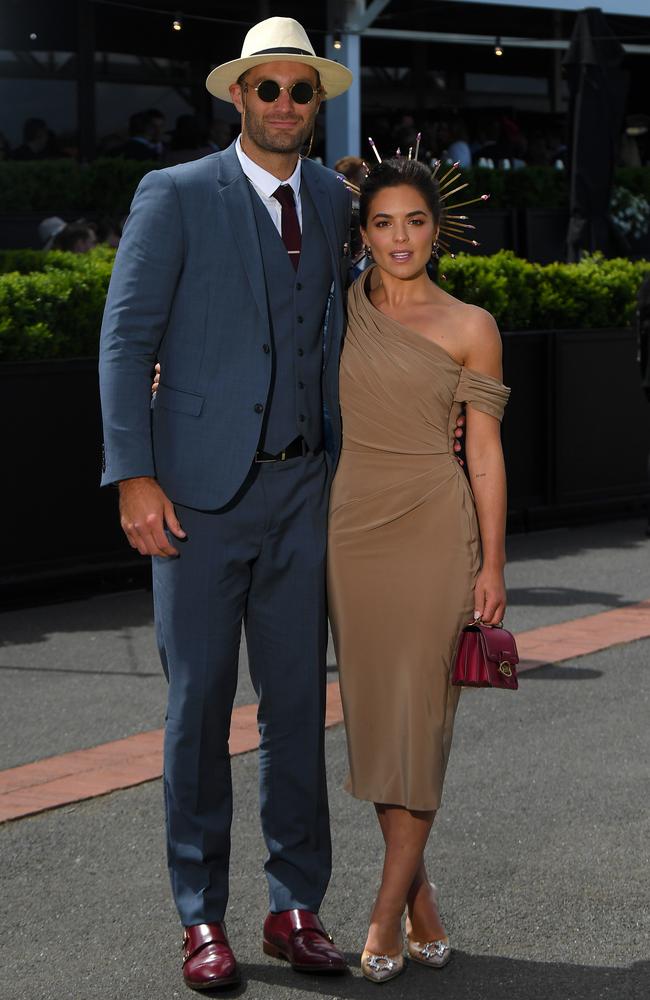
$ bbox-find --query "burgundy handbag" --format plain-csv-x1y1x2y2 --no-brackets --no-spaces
451,621,519,690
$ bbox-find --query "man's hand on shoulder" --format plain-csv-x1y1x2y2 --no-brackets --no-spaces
453,412,466,466
118,477,186,557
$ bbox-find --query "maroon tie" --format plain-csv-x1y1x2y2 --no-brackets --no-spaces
273,184,301,271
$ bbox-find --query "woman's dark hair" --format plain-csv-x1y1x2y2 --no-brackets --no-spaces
359,158,440,229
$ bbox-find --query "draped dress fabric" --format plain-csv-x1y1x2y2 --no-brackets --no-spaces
328,267,510,811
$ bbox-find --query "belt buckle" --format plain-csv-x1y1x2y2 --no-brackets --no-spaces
254,438,305,464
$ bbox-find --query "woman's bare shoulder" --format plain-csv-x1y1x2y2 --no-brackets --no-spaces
462,303,501,342
448,301,503,375
436,292,500,342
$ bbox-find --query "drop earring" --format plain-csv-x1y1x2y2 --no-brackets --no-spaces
364,244,374,261
431,241,447,281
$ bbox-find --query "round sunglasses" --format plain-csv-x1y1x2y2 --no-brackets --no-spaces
245,79,322,105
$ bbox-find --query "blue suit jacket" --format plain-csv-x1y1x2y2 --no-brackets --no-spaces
99,142,351,510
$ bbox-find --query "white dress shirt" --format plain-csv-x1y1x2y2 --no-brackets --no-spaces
235,135,302,233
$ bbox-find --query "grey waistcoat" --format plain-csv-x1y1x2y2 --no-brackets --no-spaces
249,180,332,453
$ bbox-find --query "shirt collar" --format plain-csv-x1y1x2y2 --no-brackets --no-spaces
236,135,301,201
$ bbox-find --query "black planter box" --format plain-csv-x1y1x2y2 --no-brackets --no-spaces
1,358,137,590
475,210,518,256
502,327,650,530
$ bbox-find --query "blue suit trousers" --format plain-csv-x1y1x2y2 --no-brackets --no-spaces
153,452,331,925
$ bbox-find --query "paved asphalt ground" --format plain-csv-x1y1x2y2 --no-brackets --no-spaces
1,518,649,999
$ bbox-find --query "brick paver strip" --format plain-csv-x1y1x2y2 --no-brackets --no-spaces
2,599,649,823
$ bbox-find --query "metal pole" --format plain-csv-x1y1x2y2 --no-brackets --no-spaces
549,11,563,114
325,0,363,166
76,0,96,162
325,31,360,165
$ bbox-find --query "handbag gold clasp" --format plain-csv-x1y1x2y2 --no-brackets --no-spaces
498,661,512,677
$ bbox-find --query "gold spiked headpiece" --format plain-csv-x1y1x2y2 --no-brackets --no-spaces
337,133,490,266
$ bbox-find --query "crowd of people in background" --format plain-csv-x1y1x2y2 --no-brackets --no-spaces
2,108,648,172
0,110,237,255
2,105,648,257
37,214,122,254
0,110,234,166
361,111,648,170
96,108,233,163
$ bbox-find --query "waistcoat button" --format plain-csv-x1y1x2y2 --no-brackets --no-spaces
298,414,305,422
296,282,303,290
297,315,304,323
254,403,264,413
262,343,270,354
297,347,304,356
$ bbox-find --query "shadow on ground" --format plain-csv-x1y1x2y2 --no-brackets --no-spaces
507,586,636,609
519,664,603,681
505,519,648,564
198,954,649,999
0,588,155,650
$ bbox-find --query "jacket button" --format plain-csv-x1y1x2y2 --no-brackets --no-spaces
298,414,306,422
297,315,304,323
298,381,305,389
262,343,270,354
254,403,264,413
297,347,304,356
296,282,303,290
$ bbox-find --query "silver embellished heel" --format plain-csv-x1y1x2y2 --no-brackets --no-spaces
406,934,451,968
405,882,452,969
360,949,405,983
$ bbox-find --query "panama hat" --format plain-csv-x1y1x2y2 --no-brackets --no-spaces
206,16,352,103
38,215,67,250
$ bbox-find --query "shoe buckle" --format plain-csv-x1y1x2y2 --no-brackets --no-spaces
421,940,447,959
368,954,395,972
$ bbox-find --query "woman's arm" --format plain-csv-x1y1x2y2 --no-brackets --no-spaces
463,309,508,625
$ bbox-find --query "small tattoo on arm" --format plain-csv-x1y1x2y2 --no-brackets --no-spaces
473,473,487,479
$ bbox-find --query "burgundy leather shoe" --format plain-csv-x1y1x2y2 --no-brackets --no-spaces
182,923,240,991
263,909,347,974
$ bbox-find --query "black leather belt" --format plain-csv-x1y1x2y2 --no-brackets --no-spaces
254,436,309,463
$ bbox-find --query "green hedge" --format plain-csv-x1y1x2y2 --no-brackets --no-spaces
0,247,115,274
1,159,649,216
1,248,649,362
443,251,650,330
0,248,115,360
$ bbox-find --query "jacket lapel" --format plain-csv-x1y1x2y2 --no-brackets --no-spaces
301,160,339,276
301,161,344,369
216,144,269,328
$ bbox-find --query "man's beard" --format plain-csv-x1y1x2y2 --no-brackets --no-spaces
243,106,315,155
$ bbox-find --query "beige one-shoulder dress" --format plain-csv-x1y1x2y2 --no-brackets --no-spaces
328,267,510,811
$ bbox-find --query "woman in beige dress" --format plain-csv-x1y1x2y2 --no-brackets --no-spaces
327,157,510,982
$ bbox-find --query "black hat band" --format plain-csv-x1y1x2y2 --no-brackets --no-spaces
251,47,314,57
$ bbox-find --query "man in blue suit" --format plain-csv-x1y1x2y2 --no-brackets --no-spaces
99,17,353,990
